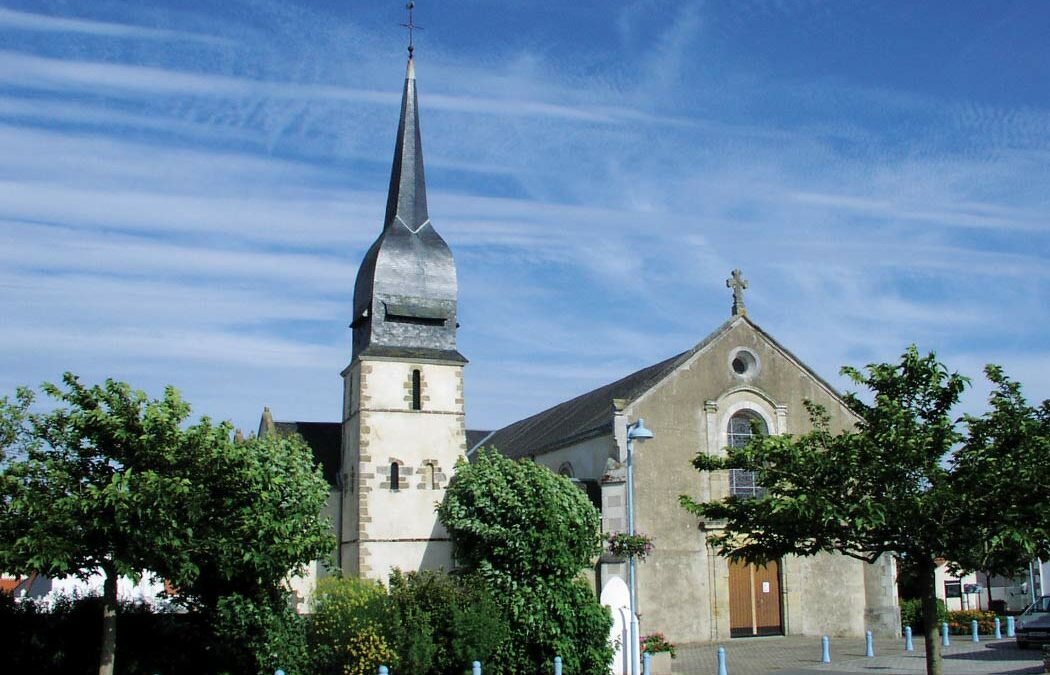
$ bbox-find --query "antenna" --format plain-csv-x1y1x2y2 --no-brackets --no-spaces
400,2,424,57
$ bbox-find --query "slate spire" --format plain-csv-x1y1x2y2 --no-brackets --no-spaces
349,54,463,363
384,57,429,233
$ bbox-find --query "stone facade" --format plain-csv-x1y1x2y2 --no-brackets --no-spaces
340,357,465,582
501,316,900,644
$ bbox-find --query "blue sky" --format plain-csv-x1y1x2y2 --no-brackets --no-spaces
0,0,1047,435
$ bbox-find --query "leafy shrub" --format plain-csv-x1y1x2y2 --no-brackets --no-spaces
439,450,612,675
0,592,214,674
899,597,948,633
481,578,612,675
309,576,398,675
438,449,602,582
387,569,508,675
340,625,398,675
212,593,310,675
947,609,997,635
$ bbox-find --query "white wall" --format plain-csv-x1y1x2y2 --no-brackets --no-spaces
30,572,171,608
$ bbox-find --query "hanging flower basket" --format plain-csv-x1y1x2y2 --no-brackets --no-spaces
605,532,654,560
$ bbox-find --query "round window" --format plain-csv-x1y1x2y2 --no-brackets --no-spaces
729,348,759,378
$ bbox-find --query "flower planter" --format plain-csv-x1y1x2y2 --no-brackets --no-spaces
606,532,655,560
647,651,673,674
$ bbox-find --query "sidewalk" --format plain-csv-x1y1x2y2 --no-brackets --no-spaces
671,635,1045,674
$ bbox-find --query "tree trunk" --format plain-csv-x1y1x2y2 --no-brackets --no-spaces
920,557,942,675
99,564,118,675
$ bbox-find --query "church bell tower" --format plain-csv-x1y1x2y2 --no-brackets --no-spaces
340,53,467,580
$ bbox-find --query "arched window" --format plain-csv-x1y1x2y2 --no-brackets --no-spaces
423,462,436,489
411,369,422,410
390,462,400,491
727,410,767,499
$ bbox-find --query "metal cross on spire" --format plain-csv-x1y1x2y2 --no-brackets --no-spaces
726,269,748,317
400,2,423,57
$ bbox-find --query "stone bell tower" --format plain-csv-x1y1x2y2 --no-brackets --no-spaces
340,54,467,580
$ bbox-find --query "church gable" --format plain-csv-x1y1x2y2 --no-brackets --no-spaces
615,314,889,645
483,313,858,463
627,316,859,440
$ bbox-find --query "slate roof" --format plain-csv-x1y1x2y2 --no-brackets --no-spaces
482,316,850,461
479,348,690,459
351,56,459,360
480,320,741,459
465,429,492,450
273,421,341,486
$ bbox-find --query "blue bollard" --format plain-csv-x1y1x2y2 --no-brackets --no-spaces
942,621,950,647
971,619,979,642
866,631,874,657
905,626,913,651
717,645,728,675
1007,616,1015,637
821,635,831,663
994,617,1002,640
643,652,651,675
378,668,388,675
555,655,563,675
473,661,481,675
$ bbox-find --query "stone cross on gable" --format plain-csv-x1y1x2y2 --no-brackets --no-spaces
726,269,748,317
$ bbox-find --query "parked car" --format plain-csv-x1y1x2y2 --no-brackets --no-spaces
1016,596,1050,649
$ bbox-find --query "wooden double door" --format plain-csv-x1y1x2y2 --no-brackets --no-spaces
728,559,783,638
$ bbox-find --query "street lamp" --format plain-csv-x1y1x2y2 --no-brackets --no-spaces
626,418,653,675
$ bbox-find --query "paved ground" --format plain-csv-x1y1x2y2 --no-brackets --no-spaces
671,636,1045,674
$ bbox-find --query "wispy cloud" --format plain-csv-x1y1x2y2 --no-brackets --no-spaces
791,191,1047,232
0,0,1046,433
0,7,231,45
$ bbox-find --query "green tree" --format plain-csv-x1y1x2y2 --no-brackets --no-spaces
679,347,1050,675
169,429,334,673
0,374,334,675
166,429,334,603
0,375,197,675
437,449,612,675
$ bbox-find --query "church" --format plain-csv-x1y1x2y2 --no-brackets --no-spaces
259,51,900,645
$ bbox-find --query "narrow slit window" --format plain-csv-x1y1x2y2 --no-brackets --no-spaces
424,463,436,489
411,369,422,410
390,462,400,491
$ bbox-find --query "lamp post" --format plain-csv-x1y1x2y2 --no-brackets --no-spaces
626,418,654,675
